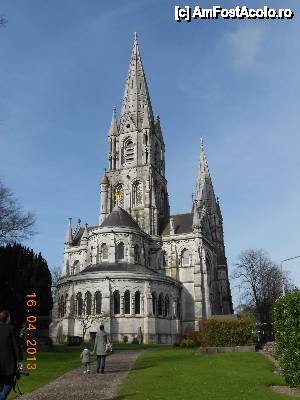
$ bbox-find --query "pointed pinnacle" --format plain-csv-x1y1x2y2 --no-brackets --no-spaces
134,32,138,42
108,107,118,136
65,217,73,244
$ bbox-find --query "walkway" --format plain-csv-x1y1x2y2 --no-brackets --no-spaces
20,350,142,400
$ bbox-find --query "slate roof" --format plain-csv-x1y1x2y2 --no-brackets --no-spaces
82,263,159,276
100,206,141,230
162,213,193,236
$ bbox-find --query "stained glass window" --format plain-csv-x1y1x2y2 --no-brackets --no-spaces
135,291,141,315
114,291,120,314
95,291,102,314
85,292,92,315
101,243,108,260
124,290,130,314
117,242,125,261
76,293,83,316
114,184,124,207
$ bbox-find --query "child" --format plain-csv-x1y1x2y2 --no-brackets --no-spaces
80,347,91,374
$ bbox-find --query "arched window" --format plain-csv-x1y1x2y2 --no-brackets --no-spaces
94,291,102,314
135,291,141,315
101,243,108,261
69,294,75,316
124,139,134,164
117,242,125,261
85,292,92,315
158,294,163,316
114,184,124,207
73,260,80,274
76,293,83,316
134,244,140,264
64,294,68,316
181,249,190,266
165,295,170,317
113,291,120,314
132,181,143,207
124,290,131,314
176,297,181,319
152,293,157,316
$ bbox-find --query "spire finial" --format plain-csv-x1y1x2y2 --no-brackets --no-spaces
134,32,138,42
200,137,204,150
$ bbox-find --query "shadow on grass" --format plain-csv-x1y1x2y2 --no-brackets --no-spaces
131,364,155,371
113,394,136,400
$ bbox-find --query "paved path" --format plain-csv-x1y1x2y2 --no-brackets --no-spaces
20,351,142,400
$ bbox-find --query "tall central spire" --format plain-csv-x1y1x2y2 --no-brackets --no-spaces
121,33,153,129
194,140,216,213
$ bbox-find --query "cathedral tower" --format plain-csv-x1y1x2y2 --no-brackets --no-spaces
99,33,169,235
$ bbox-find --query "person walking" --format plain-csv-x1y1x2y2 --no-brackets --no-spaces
80,348,91,374
92,324,107,374
0,310,21,400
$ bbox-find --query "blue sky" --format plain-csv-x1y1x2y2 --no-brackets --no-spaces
1,0,300,306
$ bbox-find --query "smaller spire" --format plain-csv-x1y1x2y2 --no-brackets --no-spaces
195,139,212,201
80,223,88,245
65,218,73,245
108,107,118,136
101,168,109,184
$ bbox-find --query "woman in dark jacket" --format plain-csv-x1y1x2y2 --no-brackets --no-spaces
0,310,20,400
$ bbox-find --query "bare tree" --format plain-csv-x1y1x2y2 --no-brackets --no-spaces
232,249,293,323
50,265,61,297
0,179,36,245
78,314,108,343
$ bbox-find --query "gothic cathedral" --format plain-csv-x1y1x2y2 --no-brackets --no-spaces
51,34,233,344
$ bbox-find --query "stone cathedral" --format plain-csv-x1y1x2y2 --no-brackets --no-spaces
51,35,232,344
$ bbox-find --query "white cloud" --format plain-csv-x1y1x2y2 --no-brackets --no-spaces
226,24,267,69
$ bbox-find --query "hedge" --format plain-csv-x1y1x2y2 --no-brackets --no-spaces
186,314,255,347
273,290,300,387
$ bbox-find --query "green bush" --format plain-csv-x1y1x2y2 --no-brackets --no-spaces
273,290,300,387
123,335,129,344
186,314,255,347
180,338,196,348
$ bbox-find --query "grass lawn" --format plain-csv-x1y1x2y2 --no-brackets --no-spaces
115,349,295,400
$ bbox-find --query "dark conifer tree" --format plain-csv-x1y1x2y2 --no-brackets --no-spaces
0,243,53,331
